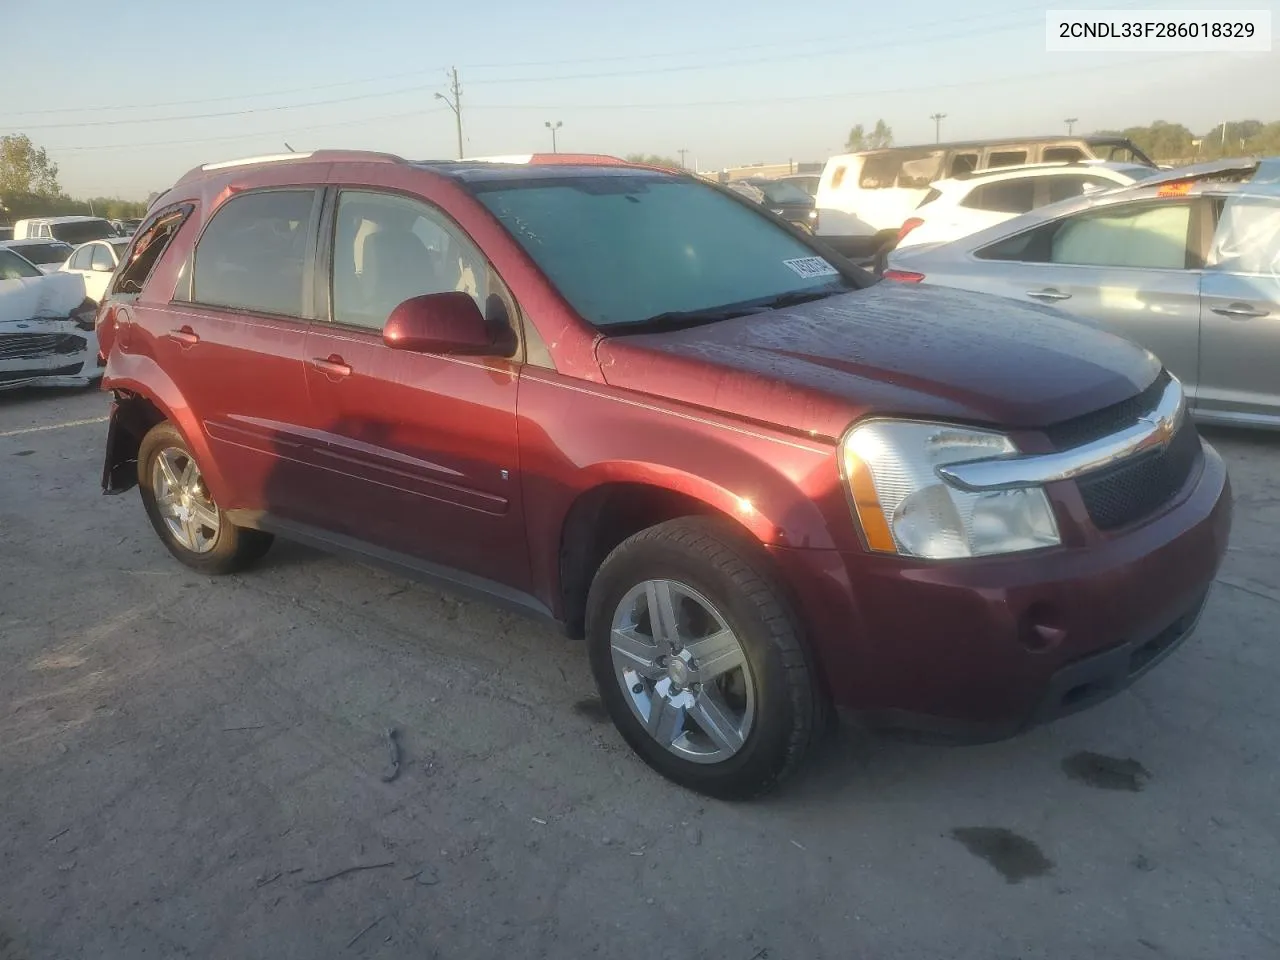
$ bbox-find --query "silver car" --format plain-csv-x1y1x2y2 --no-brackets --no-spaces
886,157,1280,429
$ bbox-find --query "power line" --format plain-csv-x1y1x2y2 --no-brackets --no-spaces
464,52,1197,112
44,52,1195,155
10,83,439,132
2,0,1169,126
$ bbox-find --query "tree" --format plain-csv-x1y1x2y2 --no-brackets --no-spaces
0,134,61,196
869,119,893,149
624,153,682,169
845,120,893,151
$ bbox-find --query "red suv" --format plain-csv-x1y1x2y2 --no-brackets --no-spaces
97,151,1231,798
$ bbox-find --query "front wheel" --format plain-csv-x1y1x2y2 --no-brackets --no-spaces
137,422,272,574
585,518,823,799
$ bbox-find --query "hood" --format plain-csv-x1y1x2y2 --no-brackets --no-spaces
0,272,88,324
596,283,1160,440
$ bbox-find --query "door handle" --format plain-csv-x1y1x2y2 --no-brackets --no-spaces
167,326,199,346
1027,289,1072,302
310,355,352,378
1211,303,1269,319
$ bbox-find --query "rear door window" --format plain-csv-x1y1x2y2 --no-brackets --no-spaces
1207,196,1280,275
90,244,116,272
948,153,978,176
961,179,1037,214
1044,174,1122,204
69,245,94,270
986,149,1028,168
187,190,318,316
1043,146,1086,163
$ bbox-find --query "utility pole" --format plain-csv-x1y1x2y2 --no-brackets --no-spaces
1221,120,1228,154
1064,117,1078,135
435,67,464,159
678,148,689,169
545,121,562,153
929,113,947,144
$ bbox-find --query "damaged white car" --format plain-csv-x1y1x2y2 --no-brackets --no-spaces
0,246,100,391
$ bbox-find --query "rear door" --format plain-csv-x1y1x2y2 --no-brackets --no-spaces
157,188,322,516
968,198,1204,394
1197,194,1280,424
300,186,530,590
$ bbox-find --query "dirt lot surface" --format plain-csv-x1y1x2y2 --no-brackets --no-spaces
1,386,1277,960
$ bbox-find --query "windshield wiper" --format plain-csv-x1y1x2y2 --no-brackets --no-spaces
602,307,753,335
754,286,848,311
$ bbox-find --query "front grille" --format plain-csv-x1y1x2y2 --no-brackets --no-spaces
1076,419,1202,530
0,332,87,361
1045,370,1171,450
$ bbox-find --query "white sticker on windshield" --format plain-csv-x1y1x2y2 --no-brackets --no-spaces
782,257,839,279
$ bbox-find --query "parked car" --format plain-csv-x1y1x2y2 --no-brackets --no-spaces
742,177,819,233
886,157,1280,430
815,136,1156,259
777,173,821,197
0,238,76,274
887,161,1160,254
98,150,1230,798
11,215,118,246
110,218,144,236
59,237,133,302
0,246,98,390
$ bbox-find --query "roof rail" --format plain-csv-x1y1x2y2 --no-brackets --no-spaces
449,153,635,167
173,149,408,187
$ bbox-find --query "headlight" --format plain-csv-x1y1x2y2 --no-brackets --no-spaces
841,420,1060,559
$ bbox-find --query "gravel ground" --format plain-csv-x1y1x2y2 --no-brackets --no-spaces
1,386,1277,960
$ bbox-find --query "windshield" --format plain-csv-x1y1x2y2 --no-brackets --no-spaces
50,219,116,245
0,248,42,280
13,241,73,265
474,175,848,328
757,181,813,204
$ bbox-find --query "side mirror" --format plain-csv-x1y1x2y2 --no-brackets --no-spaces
383,291,499,356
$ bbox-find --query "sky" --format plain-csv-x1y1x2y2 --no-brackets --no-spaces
4,0,1277,199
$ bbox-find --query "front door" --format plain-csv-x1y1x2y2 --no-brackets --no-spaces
1197,194,1280,424
301,188,530,592
968,198,1204,395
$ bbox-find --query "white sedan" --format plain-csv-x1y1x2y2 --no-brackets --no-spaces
0,238,76,274
59,236,133,302
1,246,99,391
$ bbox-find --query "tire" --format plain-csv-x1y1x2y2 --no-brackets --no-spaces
137,422,273,574
585,518,823,799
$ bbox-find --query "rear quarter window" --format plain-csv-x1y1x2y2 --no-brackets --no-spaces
112,202,196,297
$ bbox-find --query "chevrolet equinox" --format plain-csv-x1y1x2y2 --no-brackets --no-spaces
96,151,1232,798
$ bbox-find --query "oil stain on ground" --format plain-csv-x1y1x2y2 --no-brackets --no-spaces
1062,751,1151,791
951,827,1054,883
572,697,610,724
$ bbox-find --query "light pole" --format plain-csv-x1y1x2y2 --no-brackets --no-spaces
435,67,463,159
545,121,563,153
678,148,689,169
929,112,947,144
1065,117,1078,135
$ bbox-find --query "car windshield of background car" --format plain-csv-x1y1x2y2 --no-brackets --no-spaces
15,242,73,265
51,220,116,245
474,175,851,328
759,181,813,204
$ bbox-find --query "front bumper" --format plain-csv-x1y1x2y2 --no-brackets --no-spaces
769,439,1232,740
0,317,101,391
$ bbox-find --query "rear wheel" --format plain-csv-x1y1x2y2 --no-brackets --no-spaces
137,422,272,574
586,518,822,799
